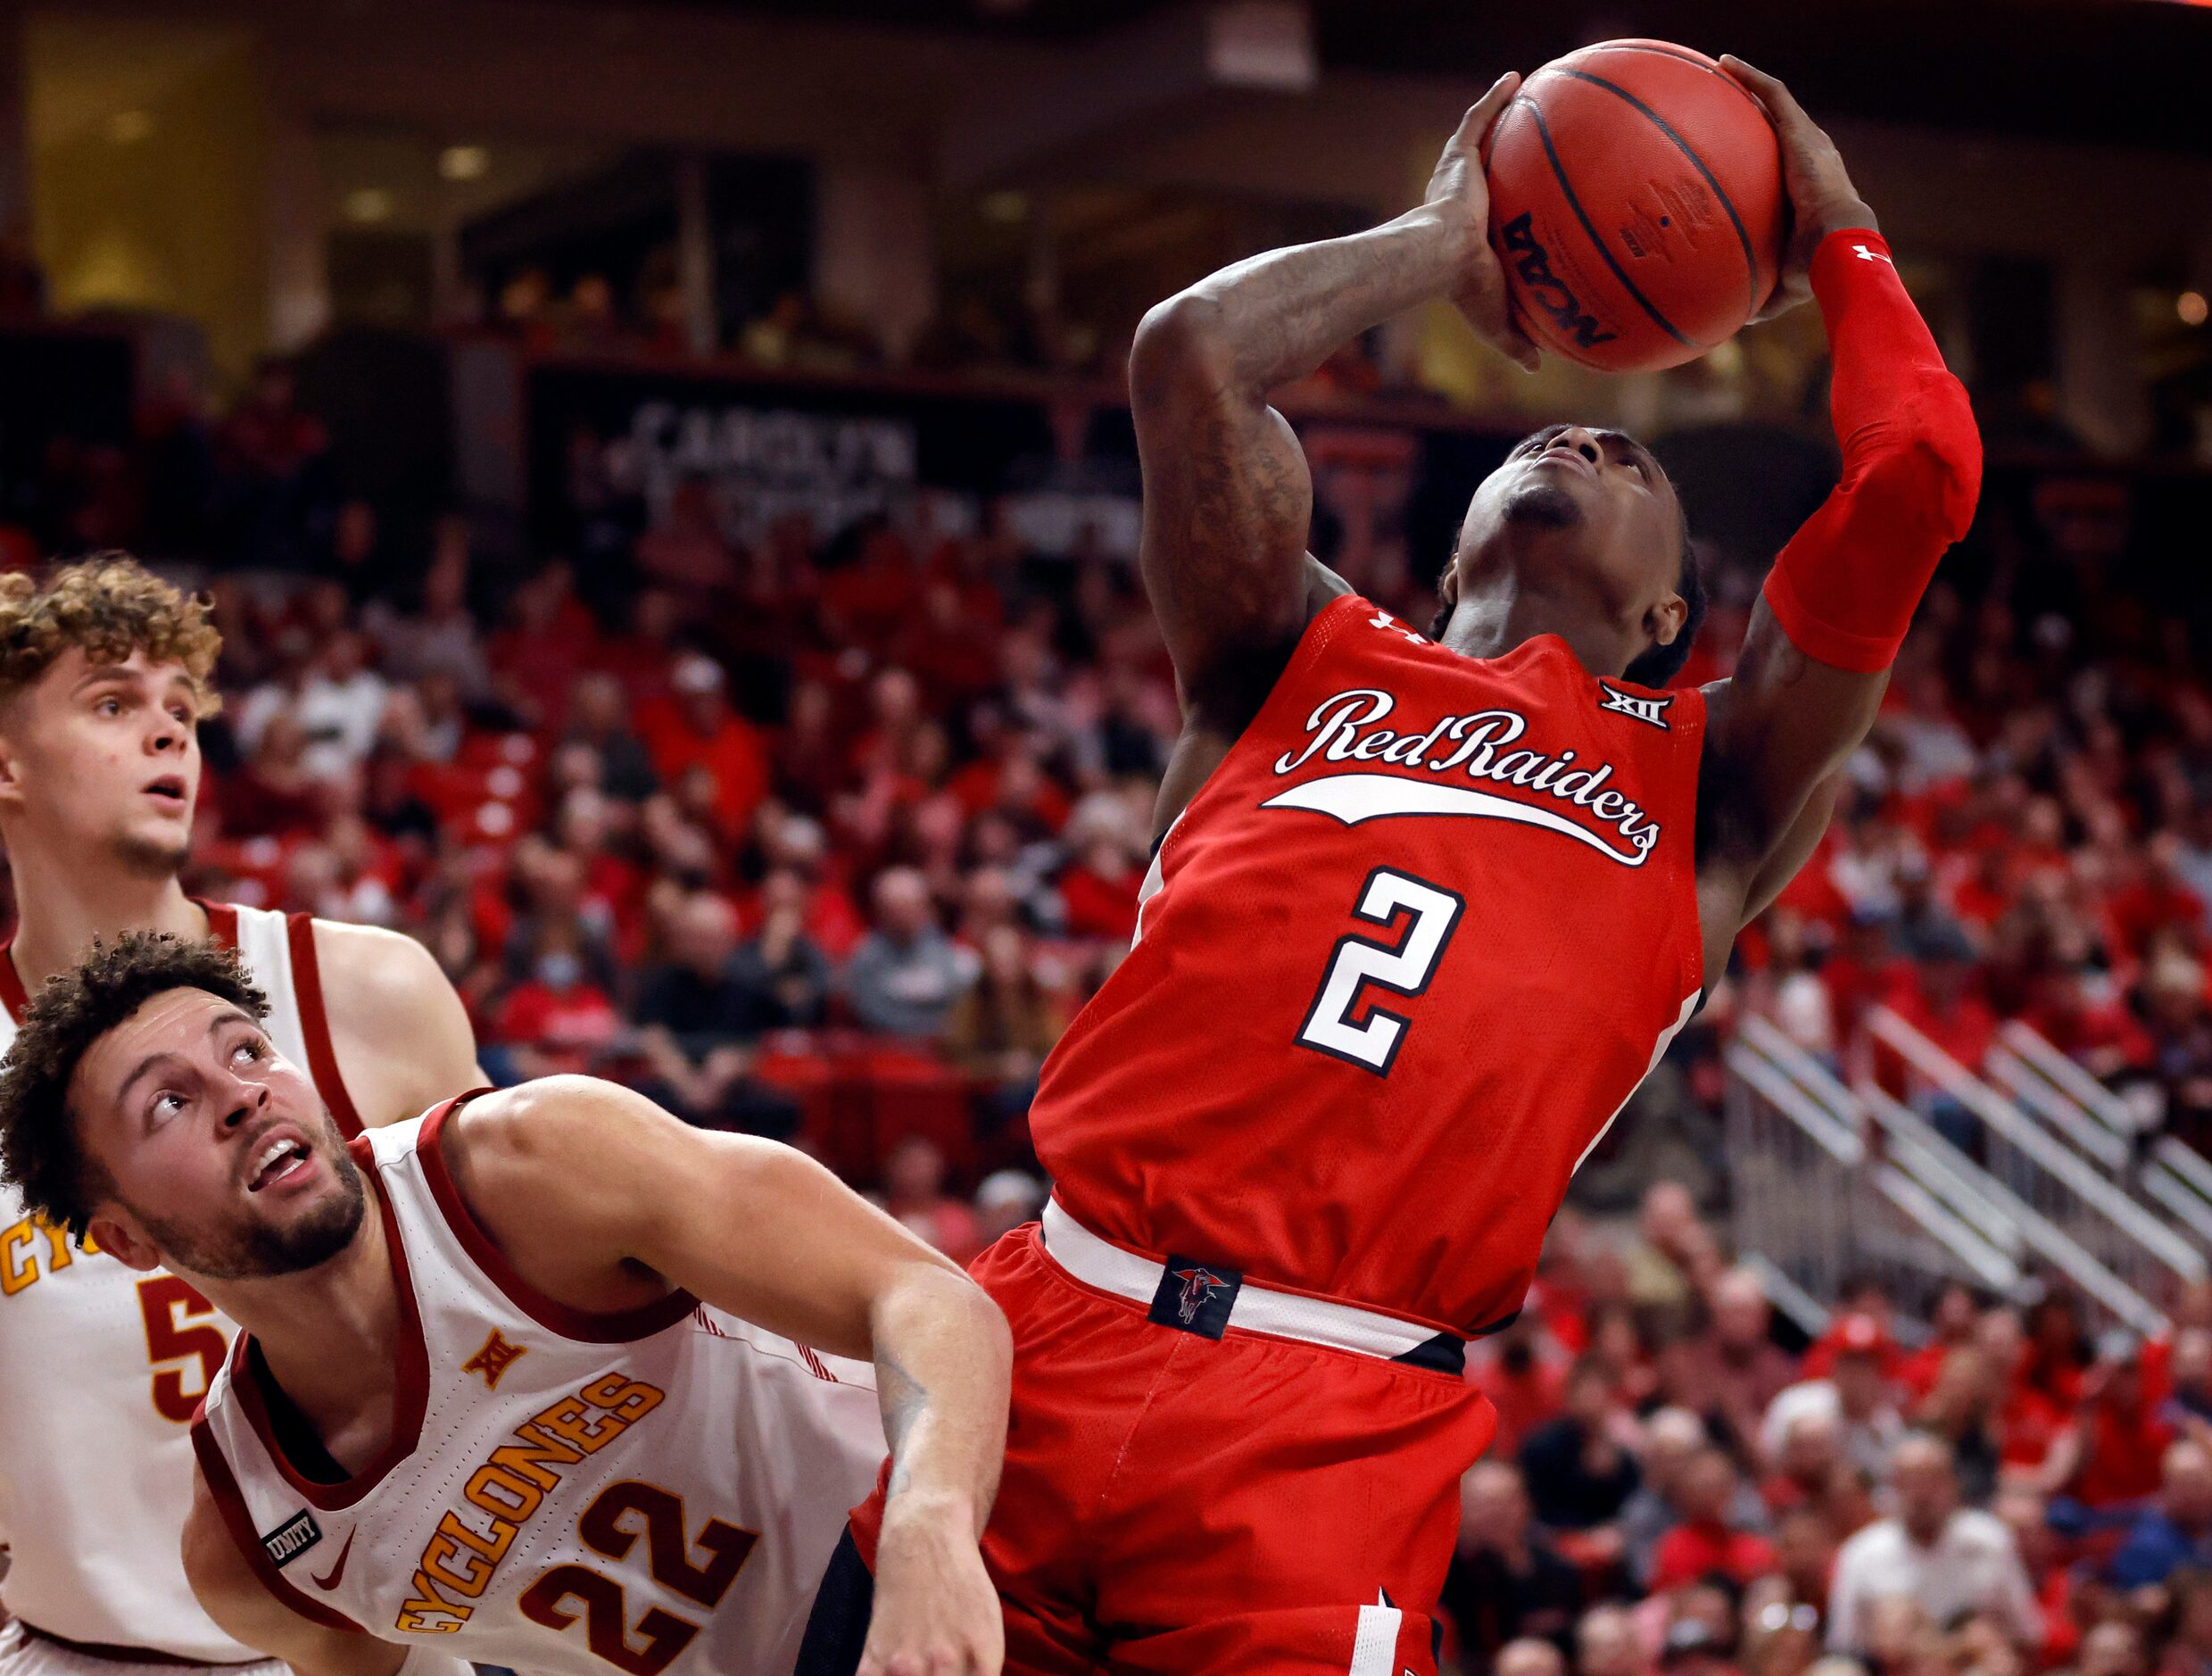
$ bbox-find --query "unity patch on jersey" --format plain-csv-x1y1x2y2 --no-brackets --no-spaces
1597,682,1673,729
260,1508,322,1570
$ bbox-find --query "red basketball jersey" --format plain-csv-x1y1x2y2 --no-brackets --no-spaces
1034,593,1709,1334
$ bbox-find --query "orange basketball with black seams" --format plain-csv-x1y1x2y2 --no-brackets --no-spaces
1483,39,1785,371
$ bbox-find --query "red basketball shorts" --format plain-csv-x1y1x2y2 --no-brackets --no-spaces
849,1203,1499,1673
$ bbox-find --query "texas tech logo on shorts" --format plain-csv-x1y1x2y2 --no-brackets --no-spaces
260,1508,321,1570
1597,682,1672,729
1148,1256,1241,1340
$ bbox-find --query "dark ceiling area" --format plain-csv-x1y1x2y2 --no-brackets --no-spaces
1320,0,2212,158
692,0,2212,156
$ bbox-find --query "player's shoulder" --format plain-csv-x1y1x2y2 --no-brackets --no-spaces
439,1076,665,1194
306,918,479,1121
308,917,447,1000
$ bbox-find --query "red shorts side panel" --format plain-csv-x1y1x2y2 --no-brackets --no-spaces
853,1226,1498,1672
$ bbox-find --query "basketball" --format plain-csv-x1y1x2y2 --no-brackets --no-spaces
1484,39,1786,371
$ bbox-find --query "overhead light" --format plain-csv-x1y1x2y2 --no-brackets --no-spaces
2181,291,2209,327
439,145,489,182
344,187,394,224
104,110,153,145
982,190,1029,224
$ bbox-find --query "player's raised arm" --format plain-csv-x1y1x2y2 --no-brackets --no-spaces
1698,59,1982,929
442,1077,1012,1675
1132,72,1537,734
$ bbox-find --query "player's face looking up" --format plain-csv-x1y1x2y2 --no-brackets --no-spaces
1445,424,1689,677
0,647,203,872
70,987,366,1282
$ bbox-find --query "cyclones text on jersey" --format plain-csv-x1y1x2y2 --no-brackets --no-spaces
399,1372,666,1633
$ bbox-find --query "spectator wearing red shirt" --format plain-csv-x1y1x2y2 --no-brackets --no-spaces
1058,834,1144,943
1473,1323,1571,1465
489,560,601,729
2108,834,2208,963
492,933,624,1078
220,358,328,481
881,1134,983,1267
819,519,924,652
2050,1334,2175,1508
1650,1448,1777,1591
1895,1282,1984,1401
1980,1307,2072,1473
634,653,769,839
1799,1284,1904,1382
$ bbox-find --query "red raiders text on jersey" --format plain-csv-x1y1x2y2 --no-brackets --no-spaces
1033,594,1706,1336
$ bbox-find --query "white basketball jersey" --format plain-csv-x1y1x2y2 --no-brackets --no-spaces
0,902,357,1659
194,1099,885,1676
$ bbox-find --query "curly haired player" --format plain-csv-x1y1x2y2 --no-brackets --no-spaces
0,556,480,1676
824,61,1983,1674
0,933,1009,1676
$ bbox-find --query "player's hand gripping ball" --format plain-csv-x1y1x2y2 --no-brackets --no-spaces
1482,39,1786,371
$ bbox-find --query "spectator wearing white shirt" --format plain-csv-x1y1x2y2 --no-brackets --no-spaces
245,627,389,787
1761,1313,1904,1478
1827,1432,2042,1655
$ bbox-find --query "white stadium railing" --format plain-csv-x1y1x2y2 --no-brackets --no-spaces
1990,1020,2212,1253
1727,1016,2023,1325
1867,1007,2200,1319
1728,1014,2169,1337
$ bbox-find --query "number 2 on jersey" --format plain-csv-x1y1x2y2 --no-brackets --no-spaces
520,1481,757,1676
1297,867,1464,1075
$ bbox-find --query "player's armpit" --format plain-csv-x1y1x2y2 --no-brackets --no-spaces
182,1471,401,1676
313,920,486,1127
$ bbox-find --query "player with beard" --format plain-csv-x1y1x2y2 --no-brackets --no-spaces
0,934,1010,1676
825,62,1983,1672
0,557,483,1676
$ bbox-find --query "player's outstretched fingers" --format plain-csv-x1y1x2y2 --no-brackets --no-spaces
1454,70,1520,148
1716,54,1801,124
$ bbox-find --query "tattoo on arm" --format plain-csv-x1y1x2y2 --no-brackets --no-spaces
877,1350,928,1498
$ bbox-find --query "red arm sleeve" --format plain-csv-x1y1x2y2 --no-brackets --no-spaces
1759,230,1984,673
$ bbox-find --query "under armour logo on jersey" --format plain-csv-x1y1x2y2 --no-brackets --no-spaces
1852,243,1893,266
1368,610,1427,647
1148,1255,1242,1339
260,1508,322,1570
1597,682,1673,730
461,1325,528,1390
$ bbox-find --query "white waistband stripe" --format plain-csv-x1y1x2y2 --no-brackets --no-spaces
1039,1199,1446,1362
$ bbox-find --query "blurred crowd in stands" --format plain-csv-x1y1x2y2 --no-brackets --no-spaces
1446,1185,2212,1676
4,268,2212,1673
1,324,2209,1227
